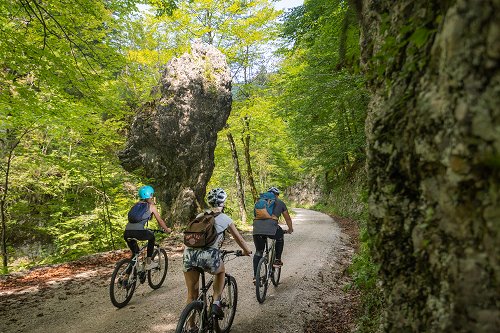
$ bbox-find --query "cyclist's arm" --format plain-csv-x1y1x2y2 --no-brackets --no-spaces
282,210,293,234
150,204,172,233
227,223,252,256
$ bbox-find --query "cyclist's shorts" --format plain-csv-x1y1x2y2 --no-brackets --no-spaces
183,247,221,274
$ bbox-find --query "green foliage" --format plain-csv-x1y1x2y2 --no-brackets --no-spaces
208,80,304,224
148,0,280,80
0,0,146,271
274,0,368,177
349,230,383,333
312,165,381,333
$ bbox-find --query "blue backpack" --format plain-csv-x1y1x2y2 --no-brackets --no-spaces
128,202,151,224
254,192,278,220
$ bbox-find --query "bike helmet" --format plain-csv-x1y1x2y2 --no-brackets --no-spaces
138,185,155,199
267,186,280,195
207,188,227,207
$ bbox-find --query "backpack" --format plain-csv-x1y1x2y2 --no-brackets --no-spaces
254,192,278,220
183,211,221,248
127,202,150,224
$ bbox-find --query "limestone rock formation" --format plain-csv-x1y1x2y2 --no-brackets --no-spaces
119,41,232,225
359,0,499,331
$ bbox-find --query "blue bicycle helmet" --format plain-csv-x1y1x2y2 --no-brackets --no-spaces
267,186,280,195
138,185,155,199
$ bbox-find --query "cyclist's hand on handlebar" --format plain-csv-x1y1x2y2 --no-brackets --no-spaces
162,227,172,233
242,249,252,256
287,227,293,234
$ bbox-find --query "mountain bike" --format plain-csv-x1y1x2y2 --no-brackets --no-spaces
175,250,243,333
109,229,168,308
254,232,287,303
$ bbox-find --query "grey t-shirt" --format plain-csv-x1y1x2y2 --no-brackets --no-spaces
252,198,288,235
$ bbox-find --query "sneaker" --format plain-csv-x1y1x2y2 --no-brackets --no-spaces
211,303,224,319
144,261,158,270
273,259,283,267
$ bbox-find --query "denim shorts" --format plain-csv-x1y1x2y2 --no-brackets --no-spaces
183,247,221,274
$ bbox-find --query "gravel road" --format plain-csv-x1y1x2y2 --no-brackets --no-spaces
1,208,353,333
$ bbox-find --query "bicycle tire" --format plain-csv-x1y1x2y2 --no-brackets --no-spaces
109,258,136,308
215,275,238,333
255,257,268,304
175,301,206,333
271,266,281,286
148,248,168,289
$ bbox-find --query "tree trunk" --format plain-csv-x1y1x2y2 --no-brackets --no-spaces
98,162,115,250
226,132,247,224
242,116,258,202
1,152,12,272
1,128,31,273
359,0,500,331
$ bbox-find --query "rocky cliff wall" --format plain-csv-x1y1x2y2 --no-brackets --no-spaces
360,0,499,331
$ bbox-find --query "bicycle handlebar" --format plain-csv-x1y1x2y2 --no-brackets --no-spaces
221,250,250,257
147,229,166,234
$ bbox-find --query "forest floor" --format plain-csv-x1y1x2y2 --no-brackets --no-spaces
0,209,359,333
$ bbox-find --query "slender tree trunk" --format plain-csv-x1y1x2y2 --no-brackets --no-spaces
0,129,30,272
98,162,115,250
242,116,258,202
1,151,12,272
337,6,351,68
226,132,247,223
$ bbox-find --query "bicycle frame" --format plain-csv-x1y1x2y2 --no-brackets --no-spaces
176,250,241,333
110,229,168,308
262,238,277,283
255,232,286,303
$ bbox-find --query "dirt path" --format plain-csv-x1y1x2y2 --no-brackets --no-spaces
0,209,358,333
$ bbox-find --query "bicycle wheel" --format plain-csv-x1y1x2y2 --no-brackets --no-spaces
269,243,281,286
271,265,281,286
148,248,168,289
215,275,238,333
255,257,269,304
109,258,136,308
175,301,205,333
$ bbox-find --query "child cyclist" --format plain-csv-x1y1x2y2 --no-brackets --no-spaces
124,185,171,270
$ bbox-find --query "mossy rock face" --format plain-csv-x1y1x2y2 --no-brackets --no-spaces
360,0,500,331
119,41,232,225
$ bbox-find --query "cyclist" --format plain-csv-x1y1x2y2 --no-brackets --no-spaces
182,188,251,319
252,186,293,278
124,185,171,271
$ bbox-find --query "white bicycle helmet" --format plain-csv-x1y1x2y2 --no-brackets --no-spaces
267,186,280,195
207,188,227,207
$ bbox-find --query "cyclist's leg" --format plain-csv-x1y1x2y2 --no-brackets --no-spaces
210,262,226,319
183,270,201,303
124,231,140,256
274,226,285,260
211,262,226,301
268,227,284,265
182,269,201,329
252,235,266,276
144,230,156,263
123,231,140,275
